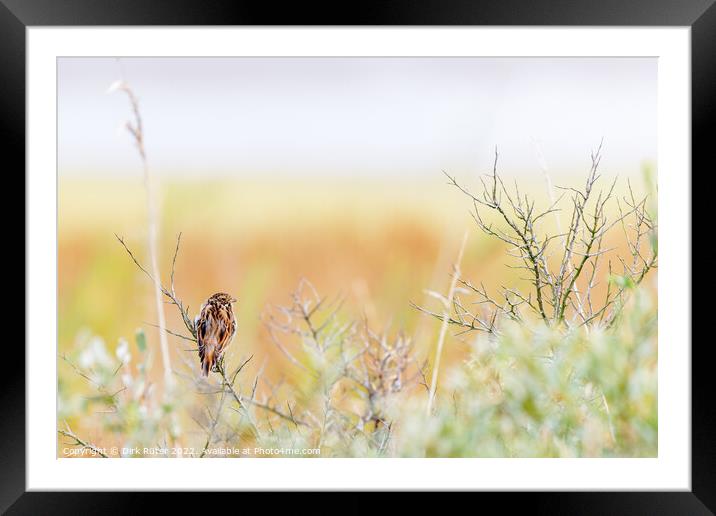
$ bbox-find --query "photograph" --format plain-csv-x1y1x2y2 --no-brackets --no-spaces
57,56,658,459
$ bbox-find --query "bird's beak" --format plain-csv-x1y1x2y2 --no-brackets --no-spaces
230,297,237,303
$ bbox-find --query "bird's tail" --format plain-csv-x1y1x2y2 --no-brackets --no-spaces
201,347,215,377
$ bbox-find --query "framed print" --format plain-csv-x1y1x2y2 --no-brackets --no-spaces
4,0,711,512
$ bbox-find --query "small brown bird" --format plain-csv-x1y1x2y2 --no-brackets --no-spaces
194,292,237,376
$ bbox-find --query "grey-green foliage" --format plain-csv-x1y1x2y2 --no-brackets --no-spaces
395,286,657,458
59,329,182,457
59,279,656,458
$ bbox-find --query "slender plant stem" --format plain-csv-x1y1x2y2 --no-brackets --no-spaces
143,160,173,387
115,77,173,389
58,427,109,458
426,230,468,415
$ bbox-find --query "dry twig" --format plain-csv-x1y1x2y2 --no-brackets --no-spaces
416,145,656,334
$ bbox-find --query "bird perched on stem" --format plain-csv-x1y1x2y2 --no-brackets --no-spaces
195,292,237,376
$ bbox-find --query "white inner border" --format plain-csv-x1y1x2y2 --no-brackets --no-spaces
28,27,690,491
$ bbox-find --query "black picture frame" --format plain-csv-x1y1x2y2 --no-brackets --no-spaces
4,0,709,512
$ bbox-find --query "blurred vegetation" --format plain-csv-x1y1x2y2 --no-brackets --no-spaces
397,286,657,457
58,163,656,458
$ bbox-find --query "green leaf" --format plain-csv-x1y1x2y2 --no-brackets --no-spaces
135,328,147,352
610,275,635,290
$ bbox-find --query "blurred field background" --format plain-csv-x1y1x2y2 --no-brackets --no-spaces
57,57,657,457
58,172,656,454
57,176,469,382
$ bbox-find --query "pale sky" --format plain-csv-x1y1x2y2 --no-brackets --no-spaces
58,57,656,179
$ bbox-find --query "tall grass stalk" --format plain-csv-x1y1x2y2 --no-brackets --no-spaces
109,78,173,388
426,230,468,415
